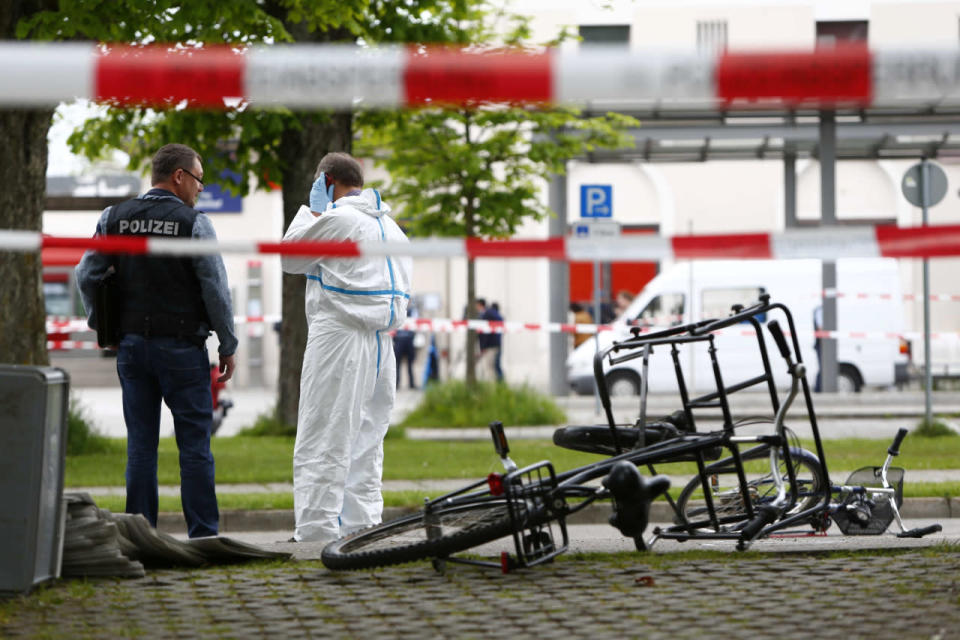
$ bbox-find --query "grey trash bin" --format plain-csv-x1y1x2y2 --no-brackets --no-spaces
0,365,70,594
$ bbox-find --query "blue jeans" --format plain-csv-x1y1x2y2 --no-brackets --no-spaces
117,334,218,538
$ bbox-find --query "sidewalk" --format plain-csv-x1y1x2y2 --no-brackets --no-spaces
6,544,960,639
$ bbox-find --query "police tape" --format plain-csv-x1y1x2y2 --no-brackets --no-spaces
45,314,960,352
9,222,960,261
1,42,958,109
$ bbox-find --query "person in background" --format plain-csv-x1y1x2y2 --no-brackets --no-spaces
615,290,635,318
570,302,594,348
394,303,418,390
813,305,824,392
481,300,505,382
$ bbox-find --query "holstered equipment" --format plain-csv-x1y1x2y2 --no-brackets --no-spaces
94,266,121,348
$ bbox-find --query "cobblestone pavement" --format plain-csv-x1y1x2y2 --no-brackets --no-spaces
3,548,958,639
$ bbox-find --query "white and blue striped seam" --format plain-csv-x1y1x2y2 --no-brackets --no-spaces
304,198,410,378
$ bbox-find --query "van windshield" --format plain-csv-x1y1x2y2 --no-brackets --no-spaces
701,287,766,322
629,293,685,327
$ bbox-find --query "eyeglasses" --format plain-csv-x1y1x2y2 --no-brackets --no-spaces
180,167,204,186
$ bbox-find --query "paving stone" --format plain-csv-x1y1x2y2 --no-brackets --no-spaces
4,551,960,639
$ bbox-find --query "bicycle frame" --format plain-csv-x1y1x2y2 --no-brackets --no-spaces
412,296,937,572
587,297,831,544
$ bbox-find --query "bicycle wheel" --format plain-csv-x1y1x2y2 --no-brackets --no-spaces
674,447,825,532
321,498,528,571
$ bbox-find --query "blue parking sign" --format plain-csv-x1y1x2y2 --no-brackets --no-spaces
580,184,612,218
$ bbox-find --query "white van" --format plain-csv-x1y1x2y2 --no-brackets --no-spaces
566,259,910,396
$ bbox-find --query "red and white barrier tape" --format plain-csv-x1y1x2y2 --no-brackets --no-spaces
10,223,960,261
1,42,958,109
47,340,100,351
46,313,960,352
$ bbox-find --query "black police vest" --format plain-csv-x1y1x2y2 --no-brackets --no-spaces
106,195,210,340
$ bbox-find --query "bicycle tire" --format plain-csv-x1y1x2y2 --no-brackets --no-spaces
321,498,538,571
552,424,681,456
674,446,826,532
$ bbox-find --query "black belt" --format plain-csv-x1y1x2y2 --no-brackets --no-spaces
120,311,207,346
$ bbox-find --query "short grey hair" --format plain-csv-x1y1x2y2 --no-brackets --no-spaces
152,143,201,184
314,152,363,187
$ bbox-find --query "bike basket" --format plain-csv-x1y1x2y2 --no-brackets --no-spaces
502,461,568,568
831,466,904,535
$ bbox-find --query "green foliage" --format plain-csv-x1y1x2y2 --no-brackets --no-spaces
914,418,959,438
359,106,636,238
399,380,567,428
354,8,637,239
237,408,297,437
237,411,405,439
17,1,488,196
66,394,116,456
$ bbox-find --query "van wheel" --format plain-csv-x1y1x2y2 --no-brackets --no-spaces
838,365,862,393
606,371,641,396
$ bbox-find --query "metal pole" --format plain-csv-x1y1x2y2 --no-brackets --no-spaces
819,112,838,392
593,259,602,415
784,149,797,229
921,158,933,426
548,172,569,396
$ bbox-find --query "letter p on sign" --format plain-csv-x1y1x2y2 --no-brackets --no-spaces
580,185,612,218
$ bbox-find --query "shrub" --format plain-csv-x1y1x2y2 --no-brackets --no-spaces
399,381,567,428
237,408,407,439
66,394,113,456
237,407,296,437
913,418,959,438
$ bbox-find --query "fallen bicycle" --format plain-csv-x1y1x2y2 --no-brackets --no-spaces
322,296,942,572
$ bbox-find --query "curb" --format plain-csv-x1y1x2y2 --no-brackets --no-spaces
157,497,958,536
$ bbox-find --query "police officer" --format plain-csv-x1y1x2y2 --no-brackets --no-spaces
76,143,238,538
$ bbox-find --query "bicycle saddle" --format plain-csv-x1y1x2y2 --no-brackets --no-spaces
603,461,671,539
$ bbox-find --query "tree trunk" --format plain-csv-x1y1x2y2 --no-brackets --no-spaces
266,10,356,427
0,110,53,366
0,2,56,366
276,112,353,427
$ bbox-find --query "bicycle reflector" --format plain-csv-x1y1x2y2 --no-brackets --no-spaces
487,473,505,496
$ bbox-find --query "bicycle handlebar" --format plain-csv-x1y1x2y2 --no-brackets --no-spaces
766,320,791,361
888,428,908,457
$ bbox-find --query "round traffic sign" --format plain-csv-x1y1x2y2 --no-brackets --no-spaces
901,162,948,207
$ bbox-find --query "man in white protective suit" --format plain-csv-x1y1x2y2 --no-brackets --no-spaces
281,152,412,543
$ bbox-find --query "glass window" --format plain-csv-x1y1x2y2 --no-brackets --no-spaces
701,287,766,322
579,25,630,47
696,20,727,53
43,281,72,317
816,20,868,47
632,293,685,327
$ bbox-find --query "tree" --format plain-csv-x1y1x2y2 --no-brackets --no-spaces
0,0,57,366
356,37,637,384
18,0,476,424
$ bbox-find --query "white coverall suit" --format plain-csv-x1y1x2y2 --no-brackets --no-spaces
282,189,412,542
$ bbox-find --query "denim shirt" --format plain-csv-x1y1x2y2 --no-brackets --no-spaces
75,189,238,356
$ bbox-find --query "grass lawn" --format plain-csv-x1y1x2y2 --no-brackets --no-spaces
67,434,960,504
90,478,960,515
91,490,435,514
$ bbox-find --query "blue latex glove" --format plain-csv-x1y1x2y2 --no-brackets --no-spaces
310,172,335,212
